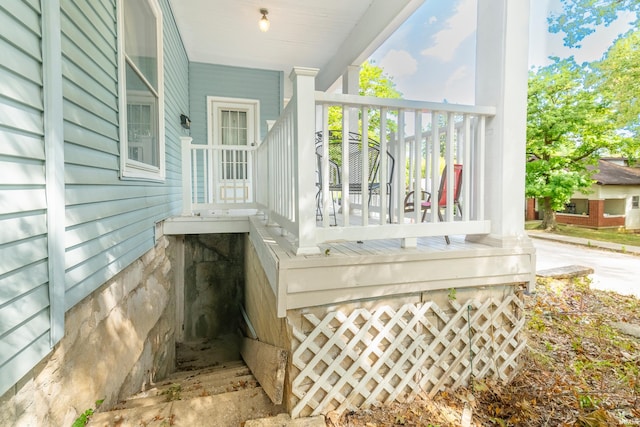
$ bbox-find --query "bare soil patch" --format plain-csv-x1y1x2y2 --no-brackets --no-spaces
331,277,640,426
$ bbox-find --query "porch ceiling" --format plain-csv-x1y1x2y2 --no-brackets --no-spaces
168,0,423,94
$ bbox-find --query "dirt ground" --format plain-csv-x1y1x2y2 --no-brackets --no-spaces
330,277,640,427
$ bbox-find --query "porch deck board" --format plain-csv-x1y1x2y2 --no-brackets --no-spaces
247,215,536,317
314,235,469,258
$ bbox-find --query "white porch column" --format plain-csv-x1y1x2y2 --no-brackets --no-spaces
472,0,532,248
342,65,360,95
181,136,193,216
291,67,321,255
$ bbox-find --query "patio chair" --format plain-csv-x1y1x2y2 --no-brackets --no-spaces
315,131,395,221
403,190,430,219
403,164,463,244
315,150,339,226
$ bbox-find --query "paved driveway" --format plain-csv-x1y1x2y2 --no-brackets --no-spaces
532,237,640,298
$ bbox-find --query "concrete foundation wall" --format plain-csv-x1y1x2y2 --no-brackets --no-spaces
0,236,180,427
183,234,244,341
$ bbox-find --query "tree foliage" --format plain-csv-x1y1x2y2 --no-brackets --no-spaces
528,1,640,230
549,0,640,48
328,61,402,138
526,58,619,230
358,60,403,99
592,28,640,150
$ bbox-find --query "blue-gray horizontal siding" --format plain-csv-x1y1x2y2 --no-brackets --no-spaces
188,62,283,146
0,0,51,396
162,0,190,193
0,0,189,396
61,0,188,309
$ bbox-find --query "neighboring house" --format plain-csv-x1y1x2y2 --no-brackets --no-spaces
526,159,640,230
0,0,534,424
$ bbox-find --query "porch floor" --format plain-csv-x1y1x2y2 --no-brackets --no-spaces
283,232,484,260
246,215,535,316
166,207,471,257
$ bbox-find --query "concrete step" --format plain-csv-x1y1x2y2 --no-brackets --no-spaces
245,414,326,427
112,360,257,410
114,373,258,410
88,386,283,427
176,335,242,371
154,361,251,392
536,264,594,279
163,359,248,383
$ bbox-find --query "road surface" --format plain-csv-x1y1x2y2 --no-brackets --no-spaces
532,237,640,298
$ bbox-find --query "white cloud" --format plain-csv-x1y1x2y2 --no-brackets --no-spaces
428,16,437,25
444,65,474,104
379,49,418,78
420,0,477,62
446,65,469,88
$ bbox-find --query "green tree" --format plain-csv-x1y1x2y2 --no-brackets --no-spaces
550,1,640,158
592,28,640,155
526,58,619,230
328,61,402,139
549,0,640,48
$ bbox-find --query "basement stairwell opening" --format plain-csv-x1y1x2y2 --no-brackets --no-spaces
178,233,246,371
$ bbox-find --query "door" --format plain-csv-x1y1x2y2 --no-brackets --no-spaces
208,97,259,204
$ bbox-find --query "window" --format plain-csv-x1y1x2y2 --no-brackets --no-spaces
560,198,588,215
633,196,639,209
118,0,164,180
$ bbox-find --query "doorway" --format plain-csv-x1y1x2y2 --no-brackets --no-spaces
207,97,260,205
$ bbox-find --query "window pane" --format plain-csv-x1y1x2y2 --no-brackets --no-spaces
126,62,158,167
124,0,157,89
220,109,248,146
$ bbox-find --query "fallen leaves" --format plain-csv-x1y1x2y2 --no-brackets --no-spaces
332,277,640,426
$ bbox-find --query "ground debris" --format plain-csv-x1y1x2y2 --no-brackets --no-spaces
333,277,640,426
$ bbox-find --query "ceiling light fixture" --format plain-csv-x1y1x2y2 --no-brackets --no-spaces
259,8,270,32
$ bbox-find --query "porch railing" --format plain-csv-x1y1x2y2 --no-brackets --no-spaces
181,138,257,215
182,68,495,254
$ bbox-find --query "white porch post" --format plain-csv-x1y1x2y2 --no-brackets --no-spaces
181,136,193,216
291,67,320,255
342,65,360,95
343,65,360,134
472,0,532,248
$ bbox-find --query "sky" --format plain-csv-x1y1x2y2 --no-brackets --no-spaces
369,0,637,105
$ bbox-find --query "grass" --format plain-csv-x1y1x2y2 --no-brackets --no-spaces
526,221,640,247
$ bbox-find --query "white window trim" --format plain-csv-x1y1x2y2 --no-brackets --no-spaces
117,0,165,181
206,96,260,147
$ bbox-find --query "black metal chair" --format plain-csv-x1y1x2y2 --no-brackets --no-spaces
315,131,394,221
315,149,339,225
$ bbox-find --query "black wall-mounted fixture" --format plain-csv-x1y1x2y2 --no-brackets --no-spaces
180,114,191,129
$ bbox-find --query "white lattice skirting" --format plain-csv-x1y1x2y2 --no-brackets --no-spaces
290,294,525,418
